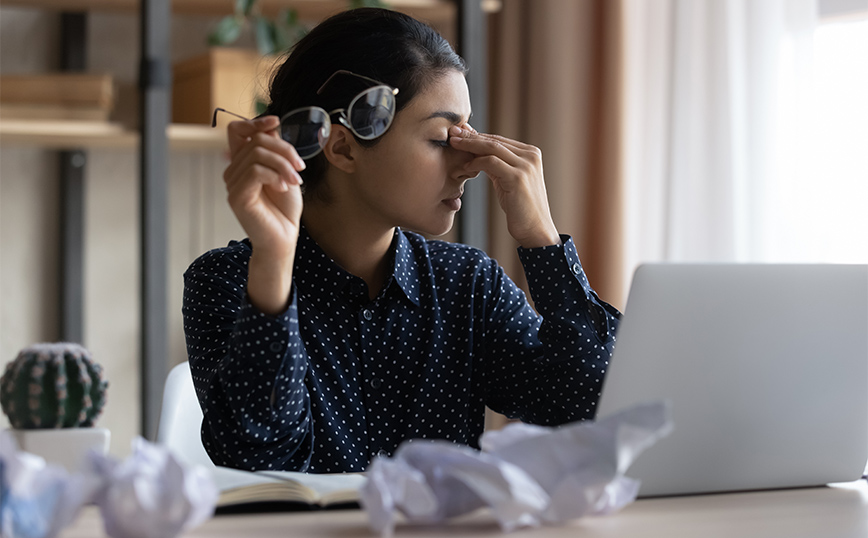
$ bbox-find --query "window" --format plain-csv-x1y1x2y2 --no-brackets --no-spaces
764,2,868,263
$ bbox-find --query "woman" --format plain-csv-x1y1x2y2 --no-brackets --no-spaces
183,7,620,473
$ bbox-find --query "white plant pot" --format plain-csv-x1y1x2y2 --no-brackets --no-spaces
8,427,110,472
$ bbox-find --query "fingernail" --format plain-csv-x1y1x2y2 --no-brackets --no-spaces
449,125,462,136
297,159,306,171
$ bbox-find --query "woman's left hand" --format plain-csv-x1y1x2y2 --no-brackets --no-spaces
448,125,560,248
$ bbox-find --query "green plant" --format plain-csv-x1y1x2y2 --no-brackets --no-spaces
209,0,305,56
348,0,389,9
209,0,389,56
0,343,108,429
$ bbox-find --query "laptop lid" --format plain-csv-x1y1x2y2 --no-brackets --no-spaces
596,263,868,497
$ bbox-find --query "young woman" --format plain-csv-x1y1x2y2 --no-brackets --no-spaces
183,7,620,473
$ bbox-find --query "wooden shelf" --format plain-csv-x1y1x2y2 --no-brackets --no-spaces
1,0,457,24
0,119,226,150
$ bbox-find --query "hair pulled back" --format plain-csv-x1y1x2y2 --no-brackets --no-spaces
263,8,467,196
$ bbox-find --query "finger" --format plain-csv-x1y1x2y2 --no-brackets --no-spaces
226,116,309,172
452,130,545,179
449,128,523,167
449,132,525,167
226,116,278,156
478,132,538,153
452,125,537,155
225,144,304,193
449,125,530,155
225,162,291,204
463,154,522,187
230,123,307,173
226,167,284,209
227,132,305,182
225,161,304,223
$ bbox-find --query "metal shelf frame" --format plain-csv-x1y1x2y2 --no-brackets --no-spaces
139,0,171,440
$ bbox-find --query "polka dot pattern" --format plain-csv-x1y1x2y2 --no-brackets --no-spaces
182,228,620,473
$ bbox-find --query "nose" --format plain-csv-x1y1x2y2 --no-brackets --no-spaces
450,147,477,182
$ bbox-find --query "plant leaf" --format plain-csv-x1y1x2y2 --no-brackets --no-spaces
208,15,243,46
349,0,388,8
236,0,258,17
283,8,299,27
254,16,277,55
270,9,297,53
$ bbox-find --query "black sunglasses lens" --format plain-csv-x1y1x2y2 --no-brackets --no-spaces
280,108,330,158
349,87,395,139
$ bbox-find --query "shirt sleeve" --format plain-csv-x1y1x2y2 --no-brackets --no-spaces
182,247,314,471
482,235,621,424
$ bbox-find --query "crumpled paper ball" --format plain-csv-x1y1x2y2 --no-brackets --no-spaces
1,431,217,538
360,401,673,537
88,437,219,538
0,430,101,538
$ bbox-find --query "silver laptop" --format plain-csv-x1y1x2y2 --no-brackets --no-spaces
596,263,868,497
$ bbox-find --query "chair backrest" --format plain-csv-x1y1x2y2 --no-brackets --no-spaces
156,361,215,468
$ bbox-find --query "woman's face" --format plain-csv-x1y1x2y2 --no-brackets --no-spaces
346,69,476,237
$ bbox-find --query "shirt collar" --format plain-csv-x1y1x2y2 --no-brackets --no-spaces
391,229,421,307
294,226,421,310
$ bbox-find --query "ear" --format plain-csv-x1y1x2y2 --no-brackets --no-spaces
322,125,357,174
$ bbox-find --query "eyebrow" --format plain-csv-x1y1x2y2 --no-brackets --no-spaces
424,111,473,124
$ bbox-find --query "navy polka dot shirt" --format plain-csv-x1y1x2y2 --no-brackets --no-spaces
182,227,620,473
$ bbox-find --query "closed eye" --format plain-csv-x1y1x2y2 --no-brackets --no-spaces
431,139,450,148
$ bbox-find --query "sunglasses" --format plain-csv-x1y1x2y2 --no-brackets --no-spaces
212,70,400,159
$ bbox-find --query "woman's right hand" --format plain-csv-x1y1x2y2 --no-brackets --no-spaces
223,116,305,258
223,116,305,314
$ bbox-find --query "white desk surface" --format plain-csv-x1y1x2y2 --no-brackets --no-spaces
60,481,868,538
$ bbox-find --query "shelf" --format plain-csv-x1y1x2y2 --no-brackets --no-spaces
1,0,457,24
0,119,226,150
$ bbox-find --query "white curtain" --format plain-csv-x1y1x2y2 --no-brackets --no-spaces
620,0,819,293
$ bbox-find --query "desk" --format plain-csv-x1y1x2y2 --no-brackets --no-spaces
60,482,868,538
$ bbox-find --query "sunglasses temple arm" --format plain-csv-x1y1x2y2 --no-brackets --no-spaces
211,107,252,127
316,70,398,95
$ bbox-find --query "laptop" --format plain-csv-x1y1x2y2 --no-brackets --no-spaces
596,263,868,497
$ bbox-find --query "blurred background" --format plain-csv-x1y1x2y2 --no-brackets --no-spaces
1,0,866,455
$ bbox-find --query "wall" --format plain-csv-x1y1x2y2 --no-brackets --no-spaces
0,7,243,456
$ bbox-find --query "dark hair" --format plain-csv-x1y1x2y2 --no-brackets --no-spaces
263,8,467,198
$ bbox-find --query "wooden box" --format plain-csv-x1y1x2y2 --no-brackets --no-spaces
172,48,277,126
0,73,115,120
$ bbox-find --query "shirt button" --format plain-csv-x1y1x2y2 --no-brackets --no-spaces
377,449,389,458
370,378,382,389
269,342,283,352
571,263,581,275
362,309,373,321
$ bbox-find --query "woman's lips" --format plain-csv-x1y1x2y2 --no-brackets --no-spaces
442,196,462,211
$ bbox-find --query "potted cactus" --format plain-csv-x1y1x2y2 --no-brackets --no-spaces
0,342,110,471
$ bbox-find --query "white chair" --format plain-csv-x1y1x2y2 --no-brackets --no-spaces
156,361,215,468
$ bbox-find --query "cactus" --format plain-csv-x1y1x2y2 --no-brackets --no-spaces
0,343,108,429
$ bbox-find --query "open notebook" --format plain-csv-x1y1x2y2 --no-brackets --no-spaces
597,263,868,497
211,466,366,512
